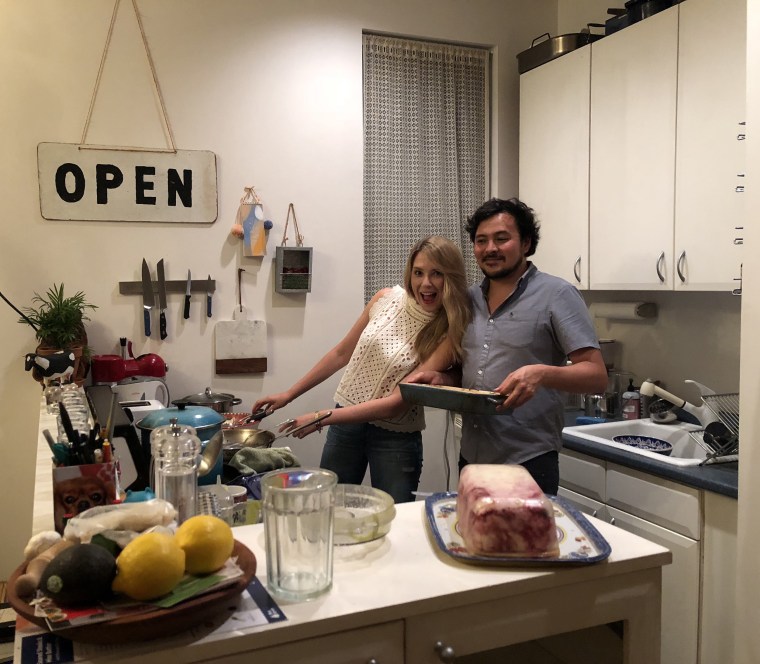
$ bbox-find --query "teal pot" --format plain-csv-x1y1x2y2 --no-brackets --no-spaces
136,404,224,485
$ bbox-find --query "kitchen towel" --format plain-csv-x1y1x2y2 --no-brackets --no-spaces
228,447,300,475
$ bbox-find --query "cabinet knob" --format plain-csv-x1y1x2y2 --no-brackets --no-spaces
435,641,456,663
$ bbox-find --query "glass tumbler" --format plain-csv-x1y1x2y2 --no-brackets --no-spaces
150,418,201,524
261,468,337,601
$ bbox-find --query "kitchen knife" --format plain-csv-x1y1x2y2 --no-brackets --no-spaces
157,259,168,340
183,269,191,319
141,259,154,337
206,275,213,318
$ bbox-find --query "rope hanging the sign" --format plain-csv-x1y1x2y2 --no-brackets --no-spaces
80,0,177,153
281,203,304,247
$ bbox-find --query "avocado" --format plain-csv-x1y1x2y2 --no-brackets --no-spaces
39,543,117,606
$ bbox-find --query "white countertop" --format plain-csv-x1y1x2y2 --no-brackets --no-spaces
17,399,672,663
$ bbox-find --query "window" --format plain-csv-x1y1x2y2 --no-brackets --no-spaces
363,33,490,300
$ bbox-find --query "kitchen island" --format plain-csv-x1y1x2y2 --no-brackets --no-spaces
15,400,671,663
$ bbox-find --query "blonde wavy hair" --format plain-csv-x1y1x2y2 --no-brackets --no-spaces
403,236,471,364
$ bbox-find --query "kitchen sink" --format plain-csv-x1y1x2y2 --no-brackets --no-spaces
563,419,707,467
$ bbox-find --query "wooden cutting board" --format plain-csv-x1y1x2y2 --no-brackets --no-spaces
214,306,267,374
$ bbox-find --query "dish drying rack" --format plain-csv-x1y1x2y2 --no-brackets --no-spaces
688,392,740,465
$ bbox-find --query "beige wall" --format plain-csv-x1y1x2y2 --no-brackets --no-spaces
0,0,556,578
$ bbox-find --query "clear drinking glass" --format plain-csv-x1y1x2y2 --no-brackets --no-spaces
261,468,337,601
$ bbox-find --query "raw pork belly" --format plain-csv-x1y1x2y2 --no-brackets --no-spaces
456,464,559,557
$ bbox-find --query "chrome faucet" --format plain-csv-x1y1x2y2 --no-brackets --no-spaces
639,380,719,427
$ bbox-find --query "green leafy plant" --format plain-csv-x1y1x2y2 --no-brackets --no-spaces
19,283,97,349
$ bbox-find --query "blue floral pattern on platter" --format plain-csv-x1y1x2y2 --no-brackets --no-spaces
425,492,612,566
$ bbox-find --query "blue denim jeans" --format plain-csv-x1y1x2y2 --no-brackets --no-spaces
319,421,423,503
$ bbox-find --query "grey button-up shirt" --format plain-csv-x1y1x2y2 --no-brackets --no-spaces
460,263,600,465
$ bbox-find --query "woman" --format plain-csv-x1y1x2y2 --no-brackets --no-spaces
252,236,470,502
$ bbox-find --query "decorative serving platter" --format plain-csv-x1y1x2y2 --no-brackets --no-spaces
425,492,611,566
399,383,505,414
8,540,257,644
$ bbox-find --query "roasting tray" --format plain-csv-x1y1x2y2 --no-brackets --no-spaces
517,30,604,74
399,383,505,415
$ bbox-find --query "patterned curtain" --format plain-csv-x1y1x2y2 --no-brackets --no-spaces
363,34,489,301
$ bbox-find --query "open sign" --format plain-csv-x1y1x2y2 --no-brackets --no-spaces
37,143,218,223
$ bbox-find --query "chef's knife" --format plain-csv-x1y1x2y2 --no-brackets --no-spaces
206,275,213,318
157,259,168,340
141,259,154,337
183,269,191,319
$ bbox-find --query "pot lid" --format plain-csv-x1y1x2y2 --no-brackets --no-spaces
136,403,224,431
173,387,236,406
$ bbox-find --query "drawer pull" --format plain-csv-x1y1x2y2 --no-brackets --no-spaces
610,517,616,526
435,641,456,663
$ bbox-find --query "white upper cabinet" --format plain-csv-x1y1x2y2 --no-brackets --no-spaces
589,8,679,290
674,0,746,291
519,46,591,289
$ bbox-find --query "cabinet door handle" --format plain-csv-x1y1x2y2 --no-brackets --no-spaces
592,509,598,517
732,263,743,296
656,252,666,283
609,517,616,526
676,251,686,283
435,641,456,663
574,256,581,284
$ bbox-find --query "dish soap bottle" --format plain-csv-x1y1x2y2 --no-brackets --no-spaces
622,380,641,420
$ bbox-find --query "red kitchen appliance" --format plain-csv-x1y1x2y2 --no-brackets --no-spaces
91,353,167,384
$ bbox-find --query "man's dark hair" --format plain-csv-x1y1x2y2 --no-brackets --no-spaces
464,198,541,257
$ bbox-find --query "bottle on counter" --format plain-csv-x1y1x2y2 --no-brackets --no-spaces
622,380,641,420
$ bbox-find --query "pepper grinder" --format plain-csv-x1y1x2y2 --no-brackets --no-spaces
150,418,201,524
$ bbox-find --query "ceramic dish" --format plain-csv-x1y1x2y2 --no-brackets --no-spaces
334,484,396,545
425,492,611,566
612,434,673,455
7,540,256,644
399,383,505,415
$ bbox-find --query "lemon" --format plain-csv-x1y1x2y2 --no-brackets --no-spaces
112,532,185,601
175,515,234,575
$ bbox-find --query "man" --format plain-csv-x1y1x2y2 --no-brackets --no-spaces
415,198,607,493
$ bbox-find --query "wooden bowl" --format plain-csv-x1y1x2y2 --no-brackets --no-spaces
7,540,256,644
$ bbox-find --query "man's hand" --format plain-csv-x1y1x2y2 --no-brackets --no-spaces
405,370,455,386
494,364,547,410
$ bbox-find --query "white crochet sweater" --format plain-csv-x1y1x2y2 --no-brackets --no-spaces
334,286,434,432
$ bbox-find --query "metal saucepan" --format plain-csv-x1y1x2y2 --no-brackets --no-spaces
172,387,242,414
223,412,331,453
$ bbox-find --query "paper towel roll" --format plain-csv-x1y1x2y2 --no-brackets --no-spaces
590,302,657,320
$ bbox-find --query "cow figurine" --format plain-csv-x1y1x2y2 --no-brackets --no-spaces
25,350,76,384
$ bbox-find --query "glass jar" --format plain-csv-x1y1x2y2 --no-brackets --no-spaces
150,418,201,524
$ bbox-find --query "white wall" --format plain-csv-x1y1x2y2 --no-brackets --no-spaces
0,0,557,578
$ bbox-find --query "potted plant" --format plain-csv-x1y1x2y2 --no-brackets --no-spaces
18,283,98,385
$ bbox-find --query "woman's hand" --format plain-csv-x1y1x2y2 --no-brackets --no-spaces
252,391,292,415
278,412,329,439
